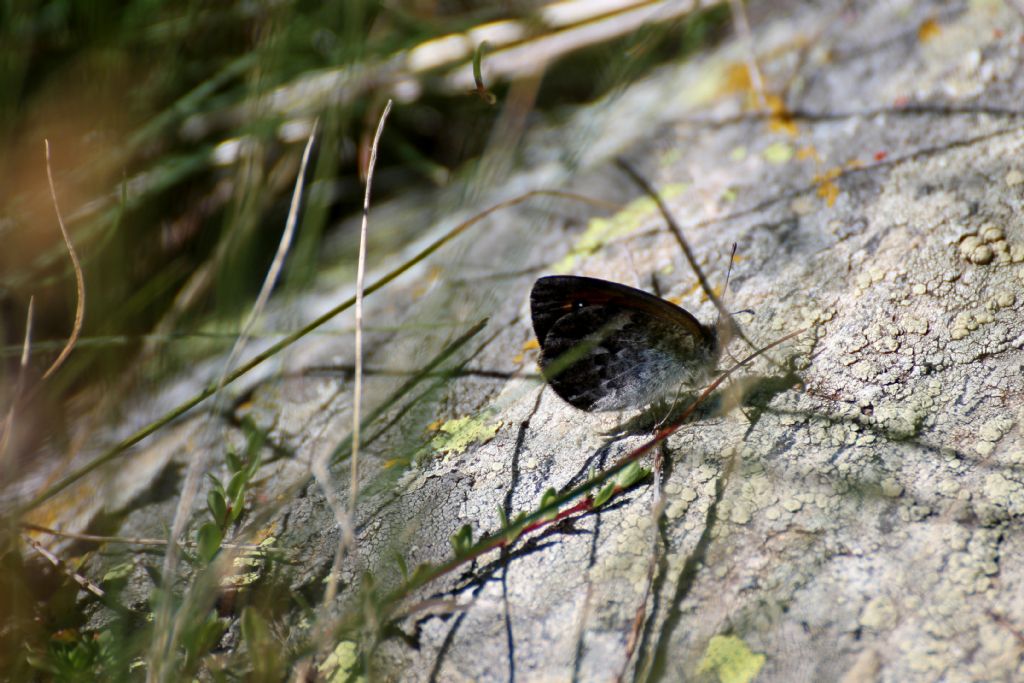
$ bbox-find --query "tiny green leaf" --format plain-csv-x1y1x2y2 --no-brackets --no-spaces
245,450,262,479
409,563,434,586
226,470,247,501
503,512,527,545
207,473,225,497
593,482,616,508
196,522,222,563
472,41,497,104
539,487,559,521
229,483,247,523
102,561,134,583
225,449,242,474
207,489,227,526
616,461,650,489
450,524,473,556
393,552,409,581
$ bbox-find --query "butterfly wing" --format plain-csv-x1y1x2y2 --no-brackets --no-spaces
530,276,717,410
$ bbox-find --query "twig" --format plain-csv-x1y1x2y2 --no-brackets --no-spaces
22,522,285,554
23,534,105,599
42,140,85,380
615,159,760,356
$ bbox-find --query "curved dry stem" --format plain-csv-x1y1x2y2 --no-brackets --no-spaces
42,140,85,380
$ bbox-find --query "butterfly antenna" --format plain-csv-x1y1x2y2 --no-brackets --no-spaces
724,242,738,300
614,159,755,353
720,244,747,368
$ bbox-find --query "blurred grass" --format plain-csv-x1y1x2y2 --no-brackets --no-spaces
1,1,729,396
0,0,731,678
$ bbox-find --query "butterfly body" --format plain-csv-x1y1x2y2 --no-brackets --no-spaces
530,275,718,411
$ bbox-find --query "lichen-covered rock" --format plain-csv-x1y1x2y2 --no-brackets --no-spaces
31,1,1024,681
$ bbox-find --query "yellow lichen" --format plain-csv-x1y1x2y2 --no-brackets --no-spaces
698,635,766,683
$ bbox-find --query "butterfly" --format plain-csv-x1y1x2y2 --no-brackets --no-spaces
530,275,720,411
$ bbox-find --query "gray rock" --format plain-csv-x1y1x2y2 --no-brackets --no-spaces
31,1,1024,681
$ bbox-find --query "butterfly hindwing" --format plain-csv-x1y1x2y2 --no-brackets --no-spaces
529,276,717,410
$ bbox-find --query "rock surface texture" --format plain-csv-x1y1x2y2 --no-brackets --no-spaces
35,1,1024,681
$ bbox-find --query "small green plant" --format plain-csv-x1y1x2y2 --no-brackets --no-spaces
195,420,264,563
26,630,118,681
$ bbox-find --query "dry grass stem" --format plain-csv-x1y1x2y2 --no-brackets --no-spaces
317,100,393,611
42,140,85,380
24,534,106,598
149,122,320,682
729,0,768,110
348,99,393,537
0,297,34,464
22,522,278,552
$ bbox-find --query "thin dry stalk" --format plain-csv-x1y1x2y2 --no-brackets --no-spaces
617,445,668,683
729,0,768,111
317,100,393,609
0,297,33,463
42,140,85,380
348,100,393,539
150,121,319,682
22,522,279,552
615,159,764,358
23,534,105,598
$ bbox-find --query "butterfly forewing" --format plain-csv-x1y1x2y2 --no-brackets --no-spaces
530,276,718,411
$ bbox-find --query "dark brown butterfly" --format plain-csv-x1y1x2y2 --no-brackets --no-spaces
530,275,720,411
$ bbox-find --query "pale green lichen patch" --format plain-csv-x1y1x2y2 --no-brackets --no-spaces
870,392,936,440
949,304,1004,341
697,634,766,683
762,141,793,164
429,415,503,458
977,415,1014,450
901,316,929,336
880,477,904,498
850,360,880,381
319,641,365,683
958,223,1014,265
860,595,898,630
789,194,816,215
982,473,1024,516
854,267,888,291
225,539,276,587
959,234,992,264
986,290,1016,311
550,184,687,272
